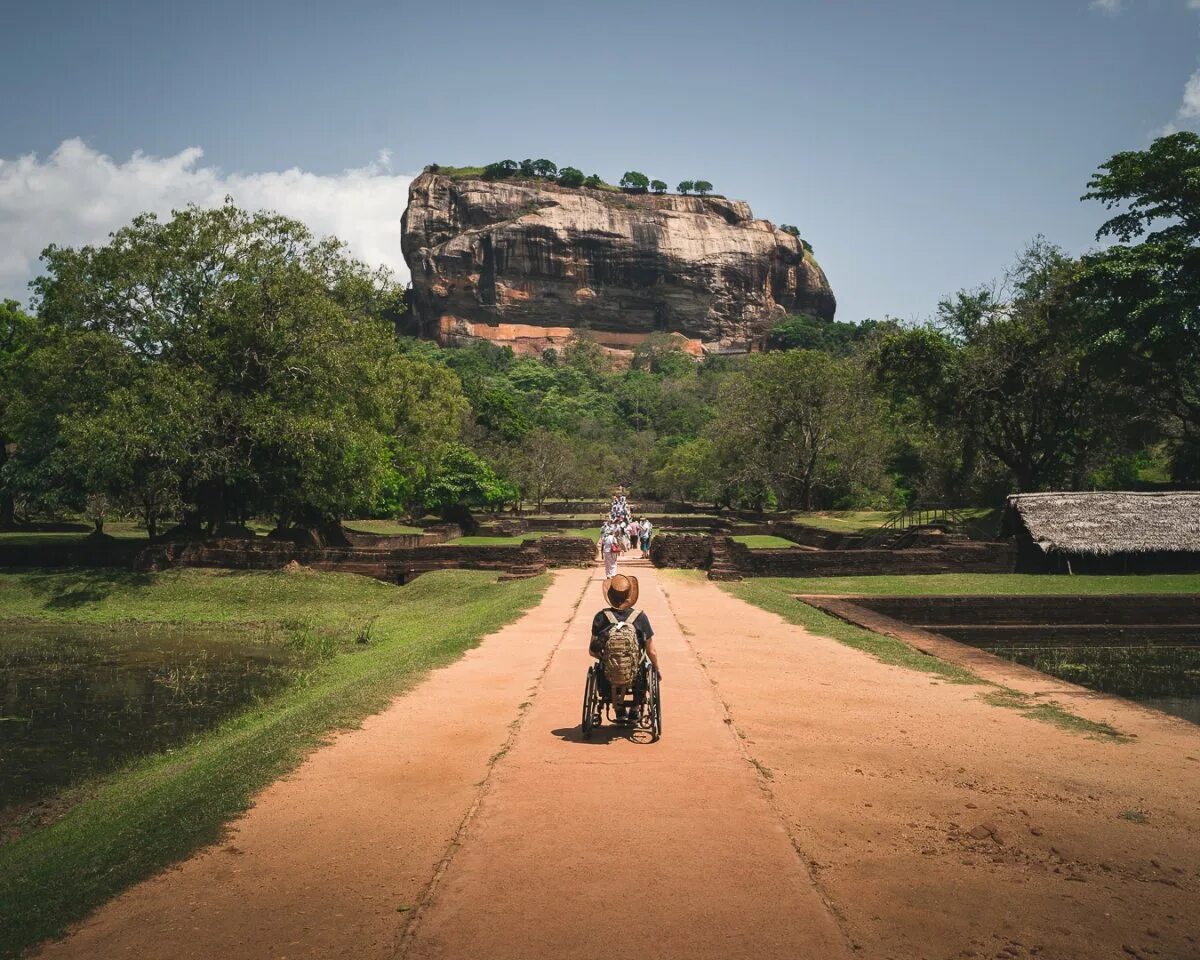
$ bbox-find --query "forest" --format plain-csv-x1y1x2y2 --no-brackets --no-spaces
1,133,1197,535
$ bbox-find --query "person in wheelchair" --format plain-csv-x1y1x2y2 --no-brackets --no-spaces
588,574,661,723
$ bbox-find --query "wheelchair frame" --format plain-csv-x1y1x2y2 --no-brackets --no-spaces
581,656,662,742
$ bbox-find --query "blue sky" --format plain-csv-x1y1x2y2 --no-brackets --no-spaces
2,0,1199,323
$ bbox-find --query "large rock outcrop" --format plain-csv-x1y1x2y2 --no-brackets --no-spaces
400,170,835,356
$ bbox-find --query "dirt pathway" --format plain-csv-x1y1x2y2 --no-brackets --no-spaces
35,561,1200,960
399,558,851,959
662,572,1200,960
36,569,593,960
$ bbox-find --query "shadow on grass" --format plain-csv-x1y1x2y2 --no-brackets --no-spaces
19,568,154,610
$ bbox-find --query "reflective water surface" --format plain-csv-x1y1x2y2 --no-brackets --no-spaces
990,643,1200,726
0,621,305,813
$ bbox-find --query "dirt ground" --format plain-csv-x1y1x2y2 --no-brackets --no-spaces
34,560,1200,960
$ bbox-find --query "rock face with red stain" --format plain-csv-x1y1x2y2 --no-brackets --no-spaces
400,169,836,356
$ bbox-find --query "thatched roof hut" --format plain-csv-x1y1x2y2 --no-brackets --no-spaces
1001,492,1200,573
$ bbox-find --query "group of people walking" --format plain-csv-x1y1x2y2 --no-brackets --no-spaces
600,494,653,578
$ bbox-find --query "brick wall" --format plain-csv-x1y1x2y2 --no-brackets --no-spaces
650,534,714,568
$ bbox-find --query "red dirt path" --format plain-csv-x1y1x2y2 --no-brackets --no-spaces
35,561,1200,960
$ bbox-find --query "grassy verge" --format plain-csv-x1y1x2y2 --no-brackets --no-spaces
704,574,1136,741
747,572,1200,596
981,688,1129,741
785,507,997,535
720,576,977,683
341,519,424,535
0,567,548,959
731,534,799,550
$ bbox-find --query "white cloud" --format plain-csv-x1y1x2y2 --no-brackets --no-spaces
1090,0,1124,12
0,139,414,302
1180,66,1200,117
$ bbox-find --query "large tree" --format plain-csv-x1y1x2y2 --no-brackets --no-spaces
709,350,892,510
0,300,37,527
870,240,1146,496
1075,132,1200,478
24,202,411,533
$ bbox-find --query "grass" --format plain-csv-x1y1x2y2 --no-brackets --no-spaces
341,519,424,536
451,528,601,547
731,534,800,550
0,567,548,959
746,572,1200,597
980,688,1128,742
0,520,150,547
721,576,978,683
708,575,1137,741
786,506,998,537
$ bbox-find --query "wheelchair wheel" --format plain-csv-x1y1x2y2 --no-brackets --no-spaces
581,665,599,737
649,664,662,742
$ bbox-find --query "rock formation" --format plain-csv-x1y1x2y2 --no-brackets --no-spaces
400,169,835,356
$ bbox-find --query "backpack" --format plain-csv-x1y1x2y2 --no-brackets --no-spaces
601,609,641,688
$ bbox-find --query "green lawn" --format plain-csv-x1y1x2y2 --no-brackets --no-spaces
713,574,1138,742
452,528,601,547
342,519,424,536
731,534,800,549
0,520,150,547
0,567,547,959
749,573,1200,596
787,506,998,537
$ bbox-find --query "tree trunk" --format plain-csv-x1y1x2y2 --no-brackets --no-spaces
0,441,13,529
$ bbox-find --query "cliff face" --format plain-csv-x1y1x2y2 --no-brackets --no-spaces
400,170,835,356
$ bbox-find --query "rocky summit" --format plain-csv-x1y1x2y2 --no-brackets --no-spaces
400,169,835,357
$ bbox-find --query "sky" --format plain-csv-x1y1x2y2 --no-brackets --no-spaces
2,0,1199,324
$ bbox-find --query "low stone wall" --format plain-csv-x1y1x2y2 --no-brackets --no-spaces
650,533,713,569
0,539,144,569
855,594,1200,626
724,538,1015,577
770,522,866,550
532,537,595,567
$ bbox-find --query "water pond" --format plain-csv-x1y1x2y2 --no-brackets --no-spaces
988,644,1200,726
0,621,308,817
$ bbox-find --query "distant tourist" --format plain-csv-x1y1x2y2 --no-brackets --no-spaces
639,518,653,556
602,528,621,578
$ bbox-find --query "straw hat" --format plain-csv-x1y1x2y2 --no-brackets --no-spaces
602,574,638,611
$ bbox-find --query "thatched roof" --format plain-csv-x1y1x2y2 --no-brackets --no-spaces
1002,492,1200,556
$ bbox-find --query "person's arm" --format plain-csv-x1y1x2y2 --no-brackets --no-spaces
644,636,661,679
637,613,661,679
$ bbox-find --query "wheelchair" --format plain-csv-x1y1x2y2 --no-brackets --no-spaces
581,655,662,742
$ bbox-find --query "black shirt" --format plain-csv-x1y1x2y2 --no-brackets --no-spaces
590,607,653,653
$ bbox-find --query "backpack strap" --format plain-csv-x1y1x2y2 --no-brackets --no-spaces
602,609,618,625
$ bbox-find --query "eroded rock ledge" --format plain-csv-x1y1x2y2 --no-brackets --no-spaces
400,170,835,356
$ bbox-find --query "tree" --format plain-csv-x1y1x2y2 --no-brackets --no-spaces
677,180,694,195
709,350,892,510
557,166,585,187
511,428,571,510
694,180,713,196
418,444,516,516
583,173,603,188
532,158,558,178
765,314,875,354
28,201,410,533
870,240,1146,496
0,299,37,527
653,437,718,501
650,180,668,194
519,158,535,177
1075,132,1200,478
483,159,519,179
779,224,801,237
620,171,650,192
